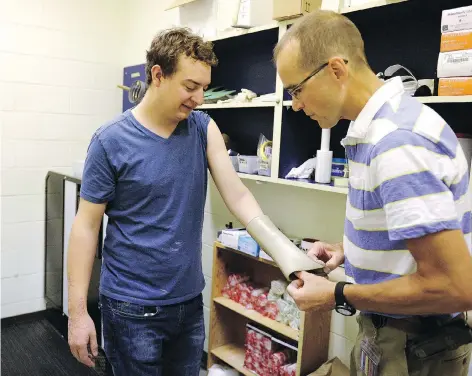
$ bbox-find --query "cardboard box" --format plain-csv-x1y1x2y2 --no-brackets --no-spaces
307,357,349,376
441,30,472,52
438,77,472,96
220,229,247,249
437,49,472,78
273,0,322,21
442,5,472,33
238,235,260,257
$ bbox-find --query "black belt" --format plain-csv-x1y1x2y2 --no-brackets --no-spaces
366,313,466,334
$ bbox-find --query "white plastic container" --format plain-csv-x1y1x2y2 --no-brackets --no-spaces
230,156,239,172
238,155,259,174
258,159,271,176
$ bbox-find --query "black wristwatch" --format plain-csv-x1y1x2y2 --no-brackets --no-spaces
335,282,356,316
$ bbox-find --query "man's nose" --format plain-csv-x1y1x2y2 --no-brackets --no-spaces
292,97,304,112
192,88,205,106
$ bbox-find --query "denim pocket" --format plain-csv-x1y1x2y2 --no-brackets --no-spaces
106,297,161,319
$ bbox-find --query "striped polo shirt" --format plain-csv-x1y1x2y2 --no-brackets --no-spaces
341,78,471,297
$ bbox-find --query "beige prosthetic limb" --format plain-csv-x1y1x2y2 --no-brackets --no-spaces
246,215,345,282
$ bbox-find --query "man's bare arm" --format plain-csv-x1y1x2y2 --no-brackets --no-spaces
206,119,263,226
344,229,472,314
67,198,106,317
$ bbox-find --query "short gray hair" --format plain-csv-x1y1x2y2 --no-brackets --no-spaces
274,10,368,71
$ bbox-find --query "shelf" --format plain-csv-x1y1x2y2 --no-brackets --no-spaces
340,0,407,14
215,241,278,268
237,174,349,194
284,96,472,108
211,344,252,375
277,178,349,195
209,23,279,42
237,173,273,183
419,96,472,104
198,101,277,109
214,297,299,341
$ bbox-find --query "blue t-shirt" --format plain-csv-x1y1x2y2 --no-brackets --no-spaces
80,109,210,305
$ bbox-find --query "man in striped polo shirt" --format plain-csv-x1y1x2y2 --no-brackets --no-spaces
275,10,472,376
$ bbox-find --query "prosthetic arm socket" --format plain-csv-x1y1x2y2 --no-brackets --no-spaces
246,215,327,281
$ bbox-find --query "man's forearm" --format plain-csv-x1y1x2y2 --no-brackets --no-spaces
227,189,263,227
67,219,99,318
344,272,468,315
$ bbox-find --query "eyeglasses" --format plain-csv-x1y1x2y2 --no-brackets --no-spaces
287,59,349,99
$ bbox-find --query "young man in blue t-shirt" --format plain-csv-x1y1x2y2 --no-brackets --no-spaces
67,28,267,375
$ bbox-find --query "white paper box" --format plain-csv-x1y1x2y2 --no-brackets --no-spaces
437,49,472,78
442,5,472,33
221,229,247,249
238,156,259,174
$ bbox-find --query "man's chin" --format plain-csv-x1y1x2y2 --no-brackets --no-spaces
317,118,339,129
176,110,191,121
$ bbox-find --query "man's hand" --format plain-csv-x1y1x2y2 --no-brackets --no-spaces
307,241,344,273
68,313,98,367
286,271,336,311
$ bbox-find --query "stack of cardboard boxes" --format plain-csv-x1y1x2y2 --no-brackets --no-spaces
438,5,472,96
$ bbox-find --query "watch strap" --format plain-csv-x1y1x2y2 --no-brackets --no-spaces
335,281,353,307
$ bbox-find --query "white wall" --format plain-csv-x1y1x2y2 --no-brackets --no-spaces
120,0,179,67
0,0,123,318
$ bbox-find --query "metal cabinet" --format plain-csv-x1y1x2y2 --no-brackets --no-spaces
44,171,106,348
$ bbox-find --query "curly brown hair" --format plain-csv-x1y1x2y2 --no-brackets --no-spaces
145,27,218,85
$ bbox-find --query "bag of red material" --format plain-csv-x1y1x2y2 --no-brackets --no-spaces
237,282,255,306
227,273,250,286
263,301,279,320
280,363,297,376
245,324,273,373
269,349,292,375
254,290,269,315
271,350,291,368
245,327,258,352
245,348,266,375
246,287,268,311
244,324,298,376
260,334,273,359
222,274,251,303
243,350,256,372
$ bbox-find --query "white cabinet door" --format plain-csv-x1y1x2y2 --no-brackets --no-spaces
63,181,78,316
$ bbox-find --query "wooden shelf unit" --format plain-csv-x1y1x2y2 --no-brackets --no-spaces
208,242,331,376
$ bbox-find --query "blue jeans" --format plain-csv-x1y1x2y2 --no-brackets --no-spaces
99,293,205,376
